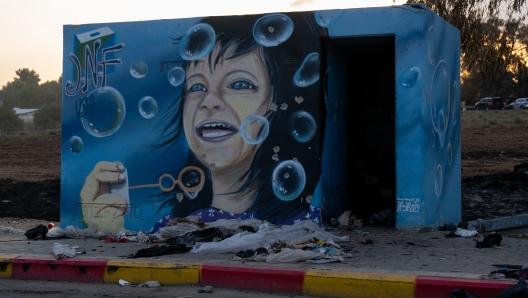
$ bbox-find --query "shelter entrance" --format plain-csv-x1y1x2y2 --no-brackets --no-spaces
323,36,396,226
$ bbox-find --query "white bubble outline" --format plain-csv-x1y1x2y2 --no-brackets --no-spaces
253,14,294,47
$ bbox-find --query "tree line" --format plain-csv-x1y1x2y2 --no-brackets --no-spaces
408,0,528,104
2,1,528,132
0,69,61,132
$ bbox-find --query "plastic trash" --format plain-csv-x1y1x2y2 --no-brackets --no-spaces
119,279,131,286
454,228,478,237
138,281,161,288
337,211,351,227
198,286,214,293
52,243,77,259
136,231,150,243
191,220,349,254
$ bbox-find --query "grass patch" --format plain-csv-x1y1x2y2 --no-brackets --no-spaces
515,117,523,124
489,119,497,125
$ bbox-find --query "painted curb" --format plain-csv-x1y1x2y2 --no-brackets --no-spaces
0,255,17,279
201,263,305,294
104,259,200,285
302,270,417,298
0,253,522,297
415,276,517,298
12,256,107,282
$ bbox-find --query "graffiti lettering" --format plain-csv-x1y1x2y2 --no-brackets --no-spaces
397,198,420,213
64,41,125,97
76,94,96,119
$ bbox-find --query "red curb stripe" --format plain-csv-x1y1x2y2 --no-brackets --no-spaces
415,276,517,298
201,263,304,294
12,256,108,283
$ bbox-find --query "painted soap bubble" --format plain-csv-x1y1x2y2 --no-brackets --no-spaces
179,23,216,61
437,110,446,148
168,67,185,86
130,60,148,78
315,10,345,27
401,66,421,87
240,115,270,145
428,26,438,64
451,81,460,125
435,164,443,196
80,87,126,138
138,96,158,119
69,136,83,154
430,60,450,147
447,143,453,166
293,53,320,87
253,14,294,47
289,111,316,143
272,160,306,201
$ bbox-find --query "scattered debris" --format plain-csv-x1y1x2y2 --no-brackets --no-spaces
25,224,48,239
52,243,77,259
138,281,161,288
474,234,503,248
455,229,478,237
360,239,373,245
119,279,131,286
198,286,214,293
124,244,190,258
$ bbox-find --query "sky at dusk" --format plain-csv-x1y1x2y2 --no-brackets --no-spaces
0,0,407,87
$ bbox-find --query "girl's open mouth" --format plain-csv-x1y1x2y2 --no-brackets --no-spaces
196,121,238,143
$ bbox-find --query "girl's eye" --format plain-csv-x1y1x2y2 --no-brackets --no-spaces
188,83,207,92
228,80,255,90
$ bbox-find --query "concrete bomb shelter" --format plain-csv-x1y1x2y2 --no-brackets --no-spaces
61,3,461,232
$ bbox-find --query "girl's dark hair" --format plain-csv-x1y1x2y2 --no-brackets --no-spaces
158,12,328,223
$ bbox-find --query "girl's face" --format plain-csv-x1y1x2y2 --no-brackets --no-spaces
183,44,271,170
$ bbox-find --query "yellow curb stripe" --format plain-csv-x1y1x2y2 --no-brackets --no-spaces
104,260,201,285
303,270,417,298
0,255,17,279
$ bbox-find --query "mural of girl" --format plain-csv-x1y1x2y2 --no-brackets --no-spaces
79,12,328,232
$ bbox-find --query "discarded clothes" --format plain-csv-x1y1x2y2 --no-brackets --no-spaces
125,244,190,258
166,227,232,247
25,224,48,239
496,278,528,298
450,288,476,298
46,224,105,239
191,220,349,254
52,243,77,259
236,247,268,259
474,233,503,248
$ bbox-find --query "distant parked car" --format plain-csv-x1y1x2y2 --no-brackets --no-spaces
474,97,504,110
510,98,528,110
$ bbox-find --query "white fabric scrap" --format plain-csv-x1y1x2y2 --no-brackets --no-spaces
52,243,77,259
454,228,478,237
46,225,105,239
266,248,324,263
159,222,201,238
191,220,349,254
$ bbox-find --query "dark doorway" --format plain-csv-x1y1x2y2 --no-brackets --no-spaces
323,36,396,225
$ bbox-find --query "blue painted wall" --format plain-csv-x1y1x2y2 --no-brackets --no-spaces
61,4,460,232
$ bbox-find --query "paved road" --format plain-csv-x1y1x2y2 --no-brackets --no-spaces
0,279,310,298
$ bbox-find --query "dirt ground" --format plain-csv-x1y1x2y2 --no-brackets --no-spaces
1,110,528,230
